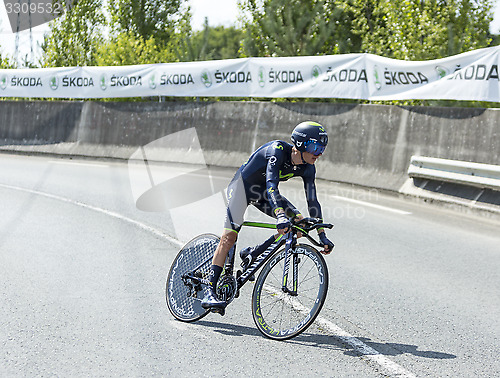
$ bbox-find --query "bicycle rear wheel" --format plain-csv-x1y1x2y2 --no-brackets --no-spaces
166,234,220,322
252,244,328,340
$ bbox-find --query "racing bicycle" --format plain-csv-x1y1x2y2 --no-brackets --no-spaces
165,217,333,340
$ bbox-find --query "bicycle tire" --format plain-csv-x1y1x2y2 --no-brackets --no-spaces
166,233,220,322
252,244,328,340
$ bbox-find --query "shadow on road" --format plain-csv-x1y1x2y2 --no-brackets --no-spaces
196,320,262,337
291,333,456,360
355,337,456,360
196,320,456,360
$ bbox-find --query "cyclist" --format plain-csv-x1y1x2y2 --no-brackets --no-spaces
202,121,334,311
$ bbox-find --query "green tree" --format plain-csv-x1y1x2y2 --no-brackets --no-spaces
446,0,494,55
241,0,493,60
345,0,494,60
177,18,244,61
0,54,15,69
109,0,185,47
41,0,106,67
198,24,245,60
172,16,244,61
95,32,179,66
169,10,205,61
240,0,345,56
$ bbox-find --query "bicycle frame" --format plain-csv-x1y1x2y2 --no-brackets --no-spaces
181,217,332,303
233,222,288,288
234,220,329,293
181,221,300,295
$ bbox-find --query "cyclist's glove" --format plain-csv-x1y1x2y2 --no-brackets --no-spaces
319,233,334,253
276,213,291,231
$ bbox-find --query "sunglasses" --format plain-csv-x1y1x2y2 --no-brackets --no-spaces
304,141,326,156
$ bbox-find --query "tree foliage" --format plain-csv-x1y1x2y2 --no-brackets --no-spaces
0,54,15,69
241,0,494,60
240,0,345,56
344,0,494,60
175,18,245,61
41,0,105,67
108,0,183,47
95,32,177,66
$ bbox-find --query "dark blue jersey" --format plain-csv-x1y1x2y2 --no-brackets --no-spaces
239,140,322,219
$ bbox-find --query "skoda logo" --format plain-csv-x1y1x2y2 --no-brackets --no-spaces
311,65,321,87
258,66,265,87
100,74,107,90
435,66,449,79
201,70,212,88
49,76,59,90
373,65,382,90
0,75,7,90
149,74,156,89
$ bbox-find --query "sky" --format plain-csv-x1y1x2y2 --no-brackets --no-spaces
0,0,240,62
1,0,500,63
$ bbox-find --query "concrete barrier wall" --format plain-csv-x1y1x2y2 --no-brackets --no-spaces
0,100,499,192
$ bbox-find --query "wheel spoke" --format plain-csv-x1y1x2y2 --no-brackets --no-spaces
253,245,328,340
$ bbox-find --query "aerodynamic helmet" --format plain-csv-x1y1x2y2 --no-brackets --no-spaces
290,121,328,156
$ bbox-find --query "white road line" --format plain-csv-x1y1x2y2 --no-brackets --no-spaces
263,284,417,378
2,182,415,377
313,316,417,378
0,183,183,248
48,160,110,168
330,195,412,215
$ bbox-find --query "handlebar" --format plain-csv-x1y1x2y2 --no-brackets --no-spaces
241,217,334,250
291,217,334,248
291,217,333,231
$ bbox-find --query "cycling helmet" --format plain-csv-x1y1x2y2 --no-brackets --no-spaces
291,121,328,156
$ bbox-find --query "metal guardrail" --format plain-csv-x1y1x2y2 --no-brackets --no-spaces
408,156,500,191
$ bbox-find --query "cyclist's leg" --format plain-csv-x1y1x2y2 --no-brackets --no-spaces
236,200,278,267
202,174,247,310
254,194,301,220
202,231,239,310
212,172,247,267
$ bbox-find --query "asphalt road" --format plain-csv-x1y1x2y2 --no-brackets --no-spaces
1,153,499,377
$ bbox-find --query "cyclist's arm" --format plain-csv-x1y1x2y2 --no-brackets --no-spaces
303,170,334,253
281,195,302,219
303,170,323,224
265,143,287,217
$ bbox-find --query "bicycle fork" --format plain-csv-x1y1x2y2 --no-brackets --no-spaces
281,233,299,296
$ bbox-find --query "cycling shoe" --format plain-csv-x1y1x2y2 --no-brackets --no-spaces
201,289,227,311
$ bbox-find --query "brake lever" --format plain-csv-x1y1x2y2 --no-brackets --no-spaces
317,223,334,230
303,233,323,247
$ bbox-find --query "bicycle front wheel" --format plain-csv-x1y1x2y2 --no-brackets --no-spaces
166,234,220,322
252,244,328,340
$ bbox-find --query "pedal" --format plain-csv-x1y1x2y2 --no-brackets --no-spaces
211,307,225,316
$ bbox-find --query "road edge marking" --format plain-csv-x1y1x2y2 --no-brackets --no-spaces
0,183,183,248
314,316,417,377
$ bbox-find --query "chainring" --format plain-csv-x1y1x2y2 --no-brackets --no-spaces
216,274,238,305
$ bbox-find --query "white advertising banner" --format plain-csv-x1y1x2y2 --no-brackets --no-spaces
1,46,500,101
